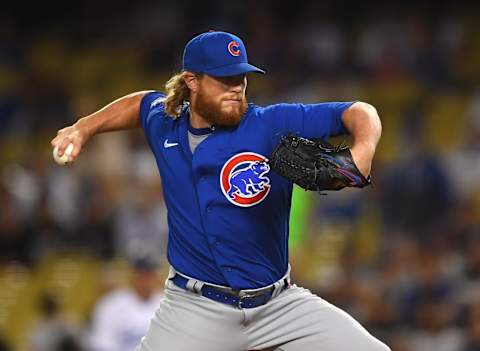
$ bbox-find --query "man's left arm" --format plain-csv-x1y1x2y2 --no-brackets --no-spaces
341,102,382,178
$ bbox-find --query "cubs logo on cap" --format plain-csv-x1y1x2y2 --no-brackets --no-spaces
227,41,241,56
182,31,265,77
220,152,271,207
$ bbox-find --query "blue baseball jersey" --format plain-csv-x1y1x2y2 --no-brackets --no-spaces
140,92,354,290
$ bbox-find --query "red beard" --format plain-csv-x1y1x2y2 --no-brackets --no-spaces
193,90,248,127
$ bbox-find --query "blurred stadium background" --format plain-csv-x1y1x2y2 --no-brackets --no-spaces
1,1,480,350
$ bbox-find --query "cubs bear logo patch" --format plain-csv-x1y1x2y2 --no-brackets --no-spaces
220,152,271,207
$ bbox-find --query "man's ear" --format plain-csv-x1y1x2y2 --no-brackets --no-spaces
183,72,199,93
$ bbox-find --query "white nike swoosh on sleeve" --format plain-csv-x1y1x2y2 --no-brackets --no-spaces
164,139,179,148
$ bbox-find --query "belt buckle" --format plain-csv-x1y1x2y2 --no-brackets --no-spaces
238,294,250,308
238,292,256,308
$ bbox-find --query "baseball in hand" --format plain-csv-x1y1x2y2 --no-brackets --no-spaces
53,143,74,165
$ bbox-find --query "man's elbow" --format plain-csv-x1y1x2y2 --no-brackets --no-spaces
349,102,381,130
349,101,379,120
343,101,382,142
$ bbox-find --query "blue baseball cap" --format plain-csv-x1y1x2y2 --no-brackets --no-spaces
182,31,265,77
131,255,161,271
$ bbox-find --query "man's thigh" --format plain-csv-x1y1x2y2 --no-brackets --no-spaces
247,286,390,351
136,280,247,351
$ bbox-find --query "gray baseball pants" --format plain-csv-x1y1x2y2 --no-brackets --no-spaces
136,270,391,351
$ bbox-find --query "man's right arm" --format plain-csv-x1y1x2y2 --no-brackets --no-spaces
50,91,153,162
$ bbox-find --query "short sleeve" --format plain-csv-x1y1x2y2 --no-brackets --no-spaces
139,91,166,147
260,101,356,145
139,91,166,130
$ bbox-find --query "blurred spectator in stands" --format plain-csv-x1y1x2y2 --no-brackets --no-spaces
113,181,168,260
380,98,452,242
0,89,22,138
356,17,412,84
462,302,480,351
444,91,480,200
28,293,84,351
88,254,163,351
456,239,480,308
407,299,465,351
404,251,464,351
77,176,115,259
443,91,480,254
0,183,34,264
1,158,41,226
45,166,82,241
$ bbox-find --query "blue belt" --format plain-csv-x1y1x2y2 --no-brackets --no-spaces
171,274,289,309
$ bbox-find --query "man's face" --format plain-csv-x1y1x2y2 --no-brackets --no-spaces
192,74,248,127
132,269,159,300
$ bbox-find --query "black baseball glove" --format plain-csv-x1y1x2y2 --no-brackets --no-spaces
268,135,371,192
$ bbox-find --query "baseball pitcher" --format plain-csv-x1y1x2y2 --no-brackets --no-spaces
51,31,388,351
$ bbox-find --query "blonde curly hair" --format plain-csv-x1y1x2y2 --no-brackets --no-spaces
163,72,202,118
